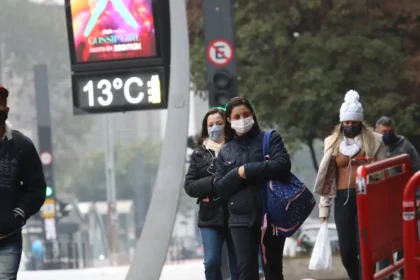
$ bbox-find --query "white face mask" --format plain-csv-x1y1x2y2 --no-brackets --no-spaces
230,116,255,134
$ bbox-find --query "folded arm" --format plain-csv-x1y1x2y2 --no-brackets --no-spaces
183,153,215,198
243,131,291,182
15,137,46,220
214,151,246,199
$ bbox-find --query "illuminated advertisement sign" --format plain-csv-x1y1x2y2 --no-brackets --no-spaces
69,0,157,63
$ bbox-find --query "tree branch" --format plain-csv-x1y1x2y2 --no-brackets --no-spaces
307,138,319,172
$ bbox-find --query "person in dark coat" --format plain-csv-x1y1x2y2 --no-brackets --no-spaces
184,107,239,280
375,116,420,280
375,116,420,172
0,85,46,279
214,97,291,280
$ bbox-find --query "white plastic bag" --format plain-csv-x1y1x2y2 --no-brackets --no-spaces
308,221,332,270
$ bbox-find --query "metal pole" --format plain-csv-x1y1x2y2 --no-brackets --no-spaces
202,0,238,107
202,1,236,276
104,115,118,266
34,64,60,269
134,155,149,239
188,87,196,137
125,0,190,278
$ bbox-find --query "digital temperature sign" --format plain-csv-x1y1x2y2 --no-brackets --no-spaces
72,67,166,114
68,0,157,63
65,0,170,114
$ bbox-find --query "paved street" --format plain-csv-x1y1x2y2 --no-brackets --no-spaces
18,256,347,280
283,256,347,280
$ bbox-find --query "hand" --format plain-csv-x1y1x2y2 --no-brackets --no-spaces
238,166,246,179
202,198,210,202
320,217,327,223
13,213,25,226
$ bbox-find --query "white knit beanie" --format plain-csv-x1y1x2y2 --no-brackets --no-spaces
339,90,364,122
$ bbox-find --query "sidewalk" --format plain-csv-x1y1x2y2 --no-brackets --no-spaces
283,256,347,280
18,256,347,280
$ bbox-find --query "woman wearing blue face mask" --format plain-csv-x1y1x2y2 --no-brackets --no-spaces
184,107,239,280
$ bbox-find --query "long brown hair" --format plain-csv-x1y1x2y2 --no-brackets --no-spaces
224,97,259,142
197,108,226,146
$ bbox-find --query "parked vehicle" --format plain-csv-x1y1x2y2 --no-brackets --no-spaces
296,223,340,253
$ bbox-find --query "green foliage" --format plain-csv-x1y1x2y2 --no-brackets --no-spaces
189,0,420,170
189,5,207,98
60,140,194,218
235,0,412,139
59,140,161,202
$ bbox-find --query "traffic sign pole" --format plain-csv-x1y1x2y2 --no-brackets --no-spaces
202,1,237,276
203,0,238,108
104,115,118,266
34,64,59,269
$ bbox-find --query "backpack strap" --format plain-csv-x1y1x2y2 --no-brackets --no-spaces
261,129,275,215
263,129,275,157
261,129,275,264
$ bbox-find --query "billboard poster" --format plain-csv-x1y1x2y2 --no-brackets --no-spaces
70,0,157,63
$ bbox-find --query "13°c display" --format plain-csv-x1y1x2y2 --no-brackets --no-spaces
72,68,166,114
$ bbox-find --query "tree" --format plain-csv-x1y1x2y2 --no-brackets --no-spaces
61,139,195,219
188,0,420,171
59,140,161,201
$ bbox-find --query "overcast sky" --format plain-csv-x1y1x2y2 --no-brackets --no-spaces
29,0,63,5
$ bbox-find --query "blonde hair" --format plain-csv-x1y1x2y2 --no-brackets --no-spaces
326,122,377,157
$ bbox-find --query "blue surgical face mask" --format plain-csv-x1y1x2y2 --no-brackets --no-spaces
208,125,223,141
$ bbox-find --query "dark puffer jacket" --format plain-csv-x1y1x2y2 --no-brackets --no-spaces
214,124,291,228
387,135,420,172
184,147,226,228
387,135,420,199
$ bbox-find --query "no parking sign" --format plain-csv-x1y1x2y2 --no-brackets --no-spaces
206,39,234,67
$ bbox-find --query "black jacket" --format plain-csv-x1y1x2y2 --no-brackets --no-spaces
214,124,291,228
14,131,46,219
184,147,225,228
0,129,46,238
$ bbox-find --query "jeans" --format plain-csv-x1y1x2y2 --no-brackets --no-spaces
258,250,263,273
335,189,360,280
201,227,239,280
230,224,286,280
0,233,22,280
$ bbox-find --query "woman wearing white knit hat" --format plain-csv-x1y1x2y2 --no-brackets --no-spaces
313,90,386,280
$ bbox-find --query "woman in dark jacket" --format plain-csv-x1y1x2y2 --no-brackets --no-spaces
184,107,238,280
214,97,291,280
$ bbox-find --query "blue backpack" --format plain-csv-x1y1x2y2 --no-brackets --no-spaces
262,130,316,237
